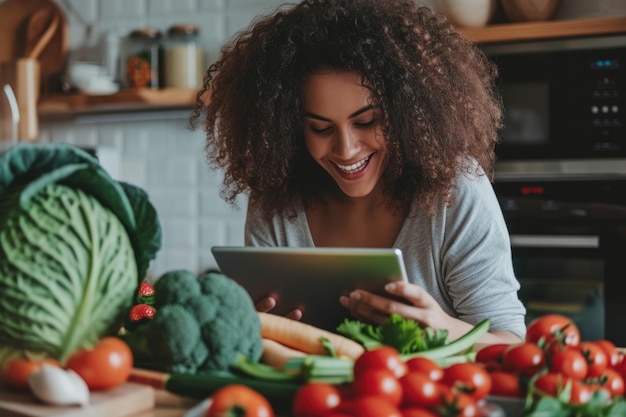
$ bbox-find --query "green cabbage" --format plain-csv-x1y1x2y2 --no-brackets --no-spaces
0,144,162,364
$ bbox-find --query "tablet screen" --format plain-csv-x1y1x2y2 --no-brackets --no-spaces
211,246,409,331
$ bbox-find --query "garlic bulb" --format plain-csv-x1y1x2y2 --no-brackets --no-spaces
28,364,90,406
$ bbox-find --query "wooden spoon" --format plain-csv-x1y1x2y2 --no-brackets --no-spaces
24,9,60,59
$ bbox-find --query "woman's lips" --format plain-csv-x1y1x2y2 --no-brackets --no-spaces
334,155,372,174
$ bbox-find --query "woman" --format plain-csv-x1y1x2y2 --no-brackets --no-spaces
192,0,526,344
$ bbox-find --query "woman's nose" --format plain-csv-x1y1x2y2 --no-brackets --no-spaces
333,127,360,158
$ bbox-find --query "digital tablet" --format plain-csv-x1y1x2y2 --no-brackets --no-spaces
211,246,409,331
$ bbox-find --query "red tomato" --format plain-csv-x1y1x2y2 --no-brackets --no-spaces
354,346,408,379
550,347,588,380
568,380,593,405
1,358,60,389
439,387,479,417
399,371,441,407
488,371,522,398
404,357,443,382
293,382,341,417
347,396,402,417
442,362,492,401
352,369,403,407
595,340,621,369
525,314,580,347
206,384,274,417
475,343,509,364
580,341,608,378
502,342,545,377
599,368,625,398
532,372,564,397
65,337,133,390
401,406,440,417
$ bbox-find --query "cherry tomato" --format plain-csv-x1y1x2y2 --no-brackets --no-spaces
599,368,625,398
532,372,564,398
438,387,479,417
525,314,580,347
488,371,522,398
404,357,443,382
354,346,408,378
475,343,508,364
65,337,133,390
292,382,342,417
401,406,440,417
347,396,402,417
399,371,441,407
595,339,621,369
550,347,588,380
352,369,403,407
580,341,608,378
503,342,545,377
1,358,60,389
568,380,593,405
206,384,274,417
443,362,492,401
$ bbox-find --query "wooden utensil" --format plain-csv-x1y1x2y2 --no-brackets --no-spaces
24,9,60,60
0,58,40,141
0,0,67,96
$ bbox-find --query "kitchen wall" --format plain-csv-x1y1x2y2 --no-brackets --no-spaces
27,0,626,280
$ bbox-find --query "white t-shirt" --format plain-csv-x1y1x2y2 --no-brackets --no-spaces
244,171,527,339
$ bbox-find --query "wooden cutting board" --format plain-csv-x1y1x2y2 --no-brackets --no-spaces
0,382,155,417
0,0,68,95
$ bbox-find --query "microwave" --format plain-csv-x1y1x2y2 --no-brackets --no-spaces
483,34,626,178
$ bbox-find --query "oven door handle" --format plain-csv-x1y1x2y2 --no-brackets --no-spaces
510,234,600,248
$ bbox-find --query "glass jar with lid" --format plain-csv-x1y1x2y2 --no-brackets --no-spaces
163,24,204,89
121,28,162,89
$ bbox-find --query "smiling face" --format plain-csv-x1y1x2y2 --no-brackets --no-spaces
303,70,387,198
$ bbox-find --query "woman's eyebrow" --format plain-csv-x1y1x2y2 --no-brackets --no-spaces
304,105,375,121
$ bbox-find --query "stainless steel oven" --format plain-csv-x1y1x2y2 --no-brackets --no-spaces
493,176,626,345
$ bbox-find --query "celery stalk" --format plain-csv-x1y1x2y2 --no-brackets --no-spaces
401,319,490,361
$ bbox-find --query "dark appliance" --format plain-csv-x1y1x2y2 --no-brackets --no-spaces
493,176,626,345
483,34,626,179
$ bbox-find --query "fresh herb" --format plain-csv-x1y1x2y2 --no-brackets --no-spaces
336,313,449,354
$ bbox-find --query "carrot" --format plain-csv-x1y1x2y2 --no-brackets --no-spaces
258,312,365,359
261,338,306,369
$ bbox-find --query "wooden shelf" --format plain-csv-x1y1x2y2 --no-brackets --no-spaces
458,16,626,44
38,87,198,117
37,17,626,116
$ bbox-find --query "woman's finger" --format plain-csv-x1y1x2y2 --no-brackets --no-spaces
384,281,435,308
255,296,276,312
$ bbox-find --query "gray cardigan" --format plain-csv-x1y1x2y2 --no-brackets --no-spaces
244,171,527,340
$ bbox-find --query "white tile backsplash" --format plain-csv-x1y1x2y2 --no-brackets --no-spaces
36,0,626,278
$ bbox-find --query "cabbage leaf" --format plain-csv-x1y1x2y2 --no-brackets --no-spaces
0,144,162,363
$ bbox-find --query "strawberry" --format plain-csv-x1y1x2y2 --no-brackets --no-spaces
136,281,155,305
129,303,156,323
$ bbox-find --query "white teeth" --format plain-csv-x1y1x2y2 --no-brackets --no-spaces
336,156,371,173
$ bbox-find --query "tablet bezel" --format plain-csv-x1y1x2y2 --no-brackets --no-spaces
211,246,409,331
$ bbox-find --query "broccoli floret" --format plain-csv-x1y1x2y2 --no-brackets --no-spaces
153,269,200,306
123,270,262,374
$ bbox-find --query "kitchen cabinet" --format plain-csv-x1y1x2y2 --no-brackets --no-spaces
37,16,626,117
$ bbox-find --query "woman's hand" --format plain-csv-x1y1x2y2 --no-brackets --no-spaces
340,281,452,330
254,296,303,321
340,281,521,344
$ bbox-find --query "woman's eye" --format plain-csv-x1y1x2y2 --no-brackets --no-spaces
310,125,332,134
355,119,377,128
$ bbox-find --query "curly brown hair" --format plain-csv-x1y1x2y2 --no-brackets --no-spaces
191,0,502,216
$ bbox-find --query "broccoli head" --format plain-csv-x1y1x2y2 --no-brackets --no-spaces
123,269,262,374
